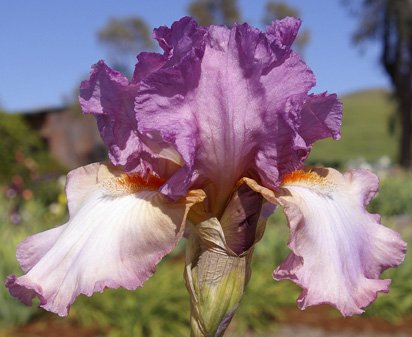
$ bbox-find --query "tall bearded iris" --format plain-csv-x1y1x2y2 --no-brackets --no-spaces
6,17,406,336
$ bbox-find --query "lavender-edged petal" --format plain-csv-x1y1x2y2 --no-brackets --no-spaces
6,163,205,316
274,168,407,316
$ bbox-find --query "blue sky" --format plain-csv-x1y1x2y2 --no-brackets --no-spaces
0,0,389,112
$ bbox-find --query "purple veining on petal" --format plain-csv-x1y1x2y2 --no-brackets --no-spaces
136,17,318,213
79,61,183,176
79,61,145,172
5,164,204,316
80,17,342,213
219,183,263,255
275,168,407,316
265,17,301,57
299,93,343,144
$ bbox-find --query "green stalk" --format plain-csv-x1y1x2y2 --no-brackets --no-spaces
185,181,266,336
185,219,254,336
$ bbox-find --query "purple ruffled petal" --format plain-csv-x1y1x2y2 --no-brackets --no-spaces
6,163,204,316
265,17,301,57
219,183,263,255
79,61,145,172
80,17,342,214
275,168,407,316
136,17,326,213
79,62,183,176
299,93,342,143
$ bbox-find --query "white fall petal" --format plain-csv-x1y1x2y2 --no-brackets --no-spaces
274,168,407,316
6,163,205,316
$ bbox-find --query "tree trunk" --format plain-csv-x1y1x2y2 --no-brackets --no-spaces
381,0,412,168
398,93,412,167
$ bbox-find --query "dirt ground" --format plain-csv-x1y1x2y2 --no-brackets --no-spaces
225,305,412,337
278,305,412,334
0,305,412,337
3,305,412,337
270,305,412,337
270,325,411,337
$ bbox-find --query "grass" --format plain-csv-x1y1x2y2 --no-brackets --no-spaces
307,88,398,166
0,195,67,329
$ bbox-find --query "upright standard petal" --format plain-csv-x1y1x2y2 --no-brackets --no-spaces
137,17,340,212
274,168,407,316
79,62,183,175
80,17,342,213
6,163,205,316
79,62,143,171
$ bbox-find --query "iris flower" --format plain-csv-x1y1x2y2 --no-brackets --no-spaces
6,16,406,335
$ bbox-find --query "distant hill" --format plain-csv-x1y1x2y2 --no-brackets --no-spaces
307,88,397,167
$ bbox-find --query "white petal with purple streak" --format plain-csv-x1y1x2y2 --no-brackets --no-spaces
274,168,407,316
6,163,204,316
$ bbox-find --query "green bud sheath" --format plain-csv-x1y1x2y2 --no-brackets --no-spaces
185,183,266,337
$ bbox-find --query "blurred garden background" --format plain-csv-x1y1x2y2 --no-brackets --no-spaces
1,1,412,336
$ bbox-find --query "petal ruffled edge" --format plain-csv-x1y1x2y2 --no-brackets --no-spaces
274,168,407,316
299,93,343,144
6,163,205,316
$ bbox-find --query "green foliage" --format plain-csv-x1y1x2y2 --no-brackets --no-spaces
308,89,397,167
369,172,412,216
98,16,153,75
98,17,153,55
188,0,240,26
71,261,190,337
0,216,34,327
0,110,63,192
0,111,43,183
0,111,64,220
0,191,66,328
365,242,412,322
366,173,412,323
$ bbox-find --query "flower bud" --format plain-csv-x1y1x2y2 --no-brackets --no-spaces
185,183,266,337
